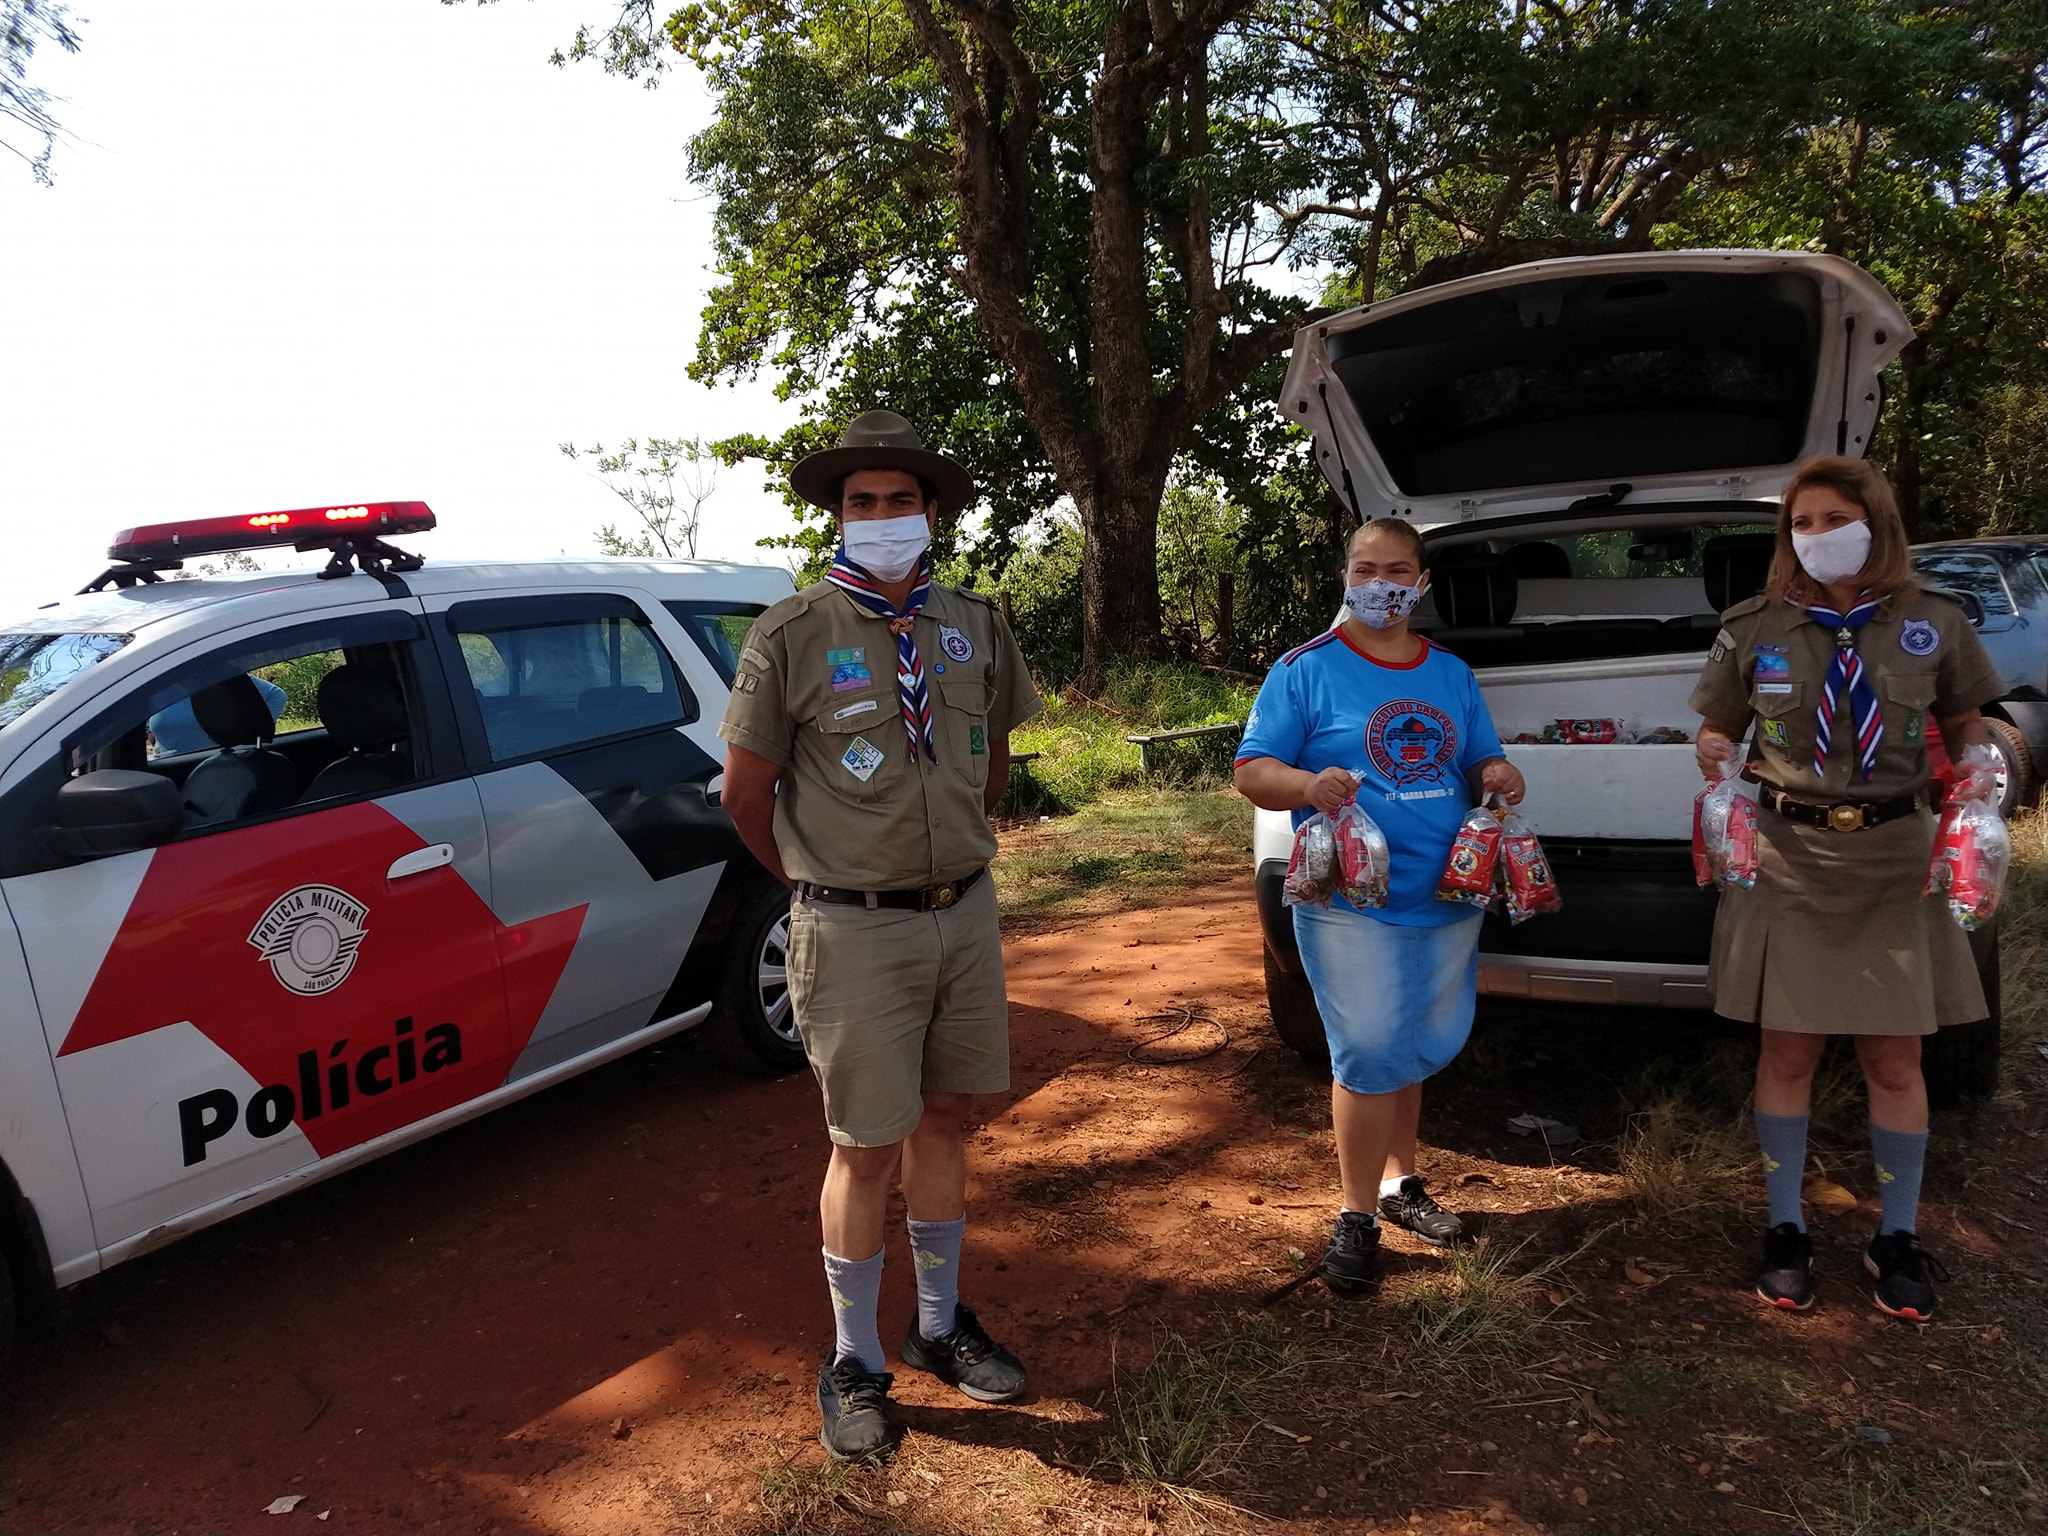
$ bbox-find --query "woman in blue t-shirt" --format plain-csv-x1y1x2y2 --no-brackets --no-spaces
1234,519,1523,1294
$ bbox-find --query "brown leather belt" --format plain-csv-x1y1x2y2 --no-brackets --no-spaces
1746,777,1922,833
797,866,986,911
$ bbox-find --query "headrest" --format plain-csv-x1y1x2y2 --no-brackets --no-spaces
317,663,408,751
1505,541,1572,580
576,684,666,738
1702,533,1776,612
190,674,275,749
1434,559,1518,628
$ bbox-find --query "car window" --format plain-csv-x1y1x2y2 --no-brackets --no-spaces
0,632,131,730
453,610,690,762
663,600,765,686
1550,526,1775,579
1910,552,2015,617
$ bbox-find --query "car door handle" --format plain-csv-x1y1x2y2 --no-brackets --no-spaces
706,772,724,806
386,844,454,881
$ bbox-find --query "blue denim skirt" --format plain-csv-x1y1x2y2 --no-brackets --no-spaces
1291,904,1482,1095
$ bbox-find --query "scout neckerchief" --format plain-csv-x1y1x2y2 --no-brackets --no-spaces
825,547,937,763
1797,591,1884,782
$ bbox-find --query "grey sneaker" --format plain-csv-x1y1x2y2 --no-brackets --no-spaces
901,1305,1028,1403
1321,1210,1380,1294
1864,1230,1948,1322
1377,1176,1466,1245
816,1356,900,1461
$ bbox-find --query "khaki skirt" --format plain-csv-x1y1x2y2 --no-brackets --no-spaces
1709,805,1986,1036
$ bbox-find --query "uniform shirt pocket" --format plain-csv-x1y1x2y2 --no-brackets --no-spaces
1880,668,1939,749
938,678,993,789
1750,679,1805,717
808,692,898,802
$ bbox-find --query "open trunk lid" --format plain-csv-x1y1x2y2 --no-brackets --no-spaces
1282,250,1910,530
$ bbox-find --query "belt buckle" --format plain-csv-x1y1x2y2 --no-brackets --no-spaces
929,881,959,910
1829,803,1865,832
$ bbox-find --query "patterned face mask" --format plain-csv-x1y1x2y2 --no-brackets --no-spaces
1343,578,1425,629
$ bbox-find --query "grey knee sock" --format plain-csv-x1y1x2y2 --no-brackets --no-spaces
907,1216,965,1340
822,1246,887,1373
1755,1112,1808,1231
1869,1122,1929,1236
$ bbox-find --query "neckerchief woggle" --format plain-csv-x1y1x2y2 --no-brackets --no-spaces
825,547,937,764
1794,591,1884,781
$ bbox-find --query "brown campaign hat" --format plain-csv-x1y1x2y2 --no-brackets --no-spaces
788,409,975,517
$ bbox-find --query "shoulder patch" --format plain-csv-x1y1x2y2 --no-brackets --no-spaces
1279,630,1343,667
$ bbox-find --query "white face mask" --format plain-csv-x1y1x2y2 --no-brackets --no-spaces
1343,577,1425,630
842,513,930,582
1791,520,1872,587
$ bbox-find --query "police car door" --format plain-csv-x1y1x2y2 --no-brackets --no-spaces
427,590,727,1076
0,606,518,1257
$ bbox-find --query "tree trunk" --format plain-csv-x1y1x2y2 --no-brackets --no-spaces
1075,474,1167,692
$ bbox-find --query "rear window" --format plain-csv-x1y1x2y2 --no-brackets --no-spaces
1329,271,1822,496
0,632,132,729
1910,551,2015,618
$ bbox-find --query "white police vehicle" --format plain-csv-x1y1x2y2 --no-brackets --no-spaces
1255,249,2002,1103
0,504,797,1367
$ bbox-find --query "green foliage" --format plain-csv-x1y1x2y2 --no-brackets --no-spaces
564,436,720,559
254,651,342,735
1009,662,1254,808
2,0,83,186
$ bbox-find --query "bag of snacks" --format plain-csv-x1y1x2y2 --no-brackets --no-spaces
1692,761,1758,891
1330,796,1391,911
1437,803,1504,910
1924,748,2011,932
1282,812,1339,908
1496,805,1562,923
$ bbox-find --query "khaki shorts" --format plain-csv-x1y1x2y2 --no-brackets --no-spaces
787,873,1011,1147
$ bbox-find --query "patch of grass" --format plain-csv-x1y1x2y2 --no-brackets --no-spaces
1999,807,2045,1058
1799,1444,2040,1536
993,787,1250,924
1009,662,1256,809
1404,1232,1582,1373
753,1453,868,1533
1107,1317,1294,1496
1618,1093,1755,1220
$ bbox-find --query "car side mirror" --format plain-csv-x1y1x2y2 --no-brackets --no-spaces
49,769,185,857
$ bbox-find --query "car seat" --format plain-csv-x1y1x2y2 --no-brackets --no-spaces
1702,533,1776,612
180,676,300,826
1505,541,1573,580
299,663,413,803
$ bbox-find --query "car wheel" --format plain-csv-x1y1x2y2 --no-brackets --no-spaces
709,882,807,1075
1263,946,1330,1068
1983,717,2038,817
1925,922,2001,1109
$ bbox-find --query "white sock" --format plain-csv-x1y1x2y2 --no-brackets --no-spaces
1379,1175,1410,1199
1339,1205,1379,1225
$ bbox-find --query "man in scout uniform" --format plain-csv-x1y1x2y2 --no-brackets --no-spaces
718,410,1041,1460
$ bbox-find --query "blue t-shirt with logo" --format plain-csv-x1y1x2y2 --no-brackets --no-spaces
1238,629,1504,926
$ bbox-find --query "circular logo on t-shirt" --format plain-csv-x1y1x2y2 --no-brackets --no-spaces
1365,700,1458,787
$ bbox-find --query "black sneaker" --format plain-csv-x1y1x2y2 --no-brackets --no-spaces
1377,1176,1465,1245
1755,1222,1815,1311
1320,1210,1380,1294
816,1356,900,1461
901,1305,1028,1403
1864,1230,1949,1322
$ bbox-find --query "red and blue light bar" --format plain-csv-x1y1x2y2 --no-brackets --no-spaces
109,501,436,563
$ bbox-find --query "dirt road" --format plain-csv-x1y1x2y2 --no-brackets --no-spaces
2,883,2041,1535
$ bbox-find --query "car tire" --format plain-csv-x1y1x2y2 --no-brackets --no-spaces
1263,946,1330,1067
1925,922,2001,1109
709,882,807,1076
1984,717,2039,817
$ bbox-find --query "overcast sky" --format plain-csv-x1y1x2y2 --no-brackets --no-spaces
0,0,800,622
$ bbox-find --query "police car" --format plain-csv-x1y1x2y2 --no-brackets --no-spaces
0,504,797,1368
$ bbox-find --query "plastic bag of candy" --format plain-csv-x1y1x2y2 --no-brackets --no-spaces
1282,812,1339,908
1924,748,2010,932
1330,795,1391,910
1692,760,1758,891
1496,805,1563,923
1437,803,1504,910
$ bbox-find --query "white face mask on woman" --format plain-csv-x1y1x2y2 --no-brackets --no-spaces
842,513,931,582
1791,520,1872,587
1343,577,1425,630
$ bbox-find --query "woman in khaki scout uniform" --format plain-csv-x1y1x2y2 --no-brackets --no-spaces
1689,456,2004,1322
718,411,1042,1462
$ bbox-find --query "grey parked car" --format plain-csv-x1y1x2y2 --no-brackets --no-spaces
1909,536,2048,816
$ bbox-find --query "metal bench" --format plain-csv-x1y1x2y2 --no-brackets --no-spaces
1006,749,1041,771
1124,721,1243,774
